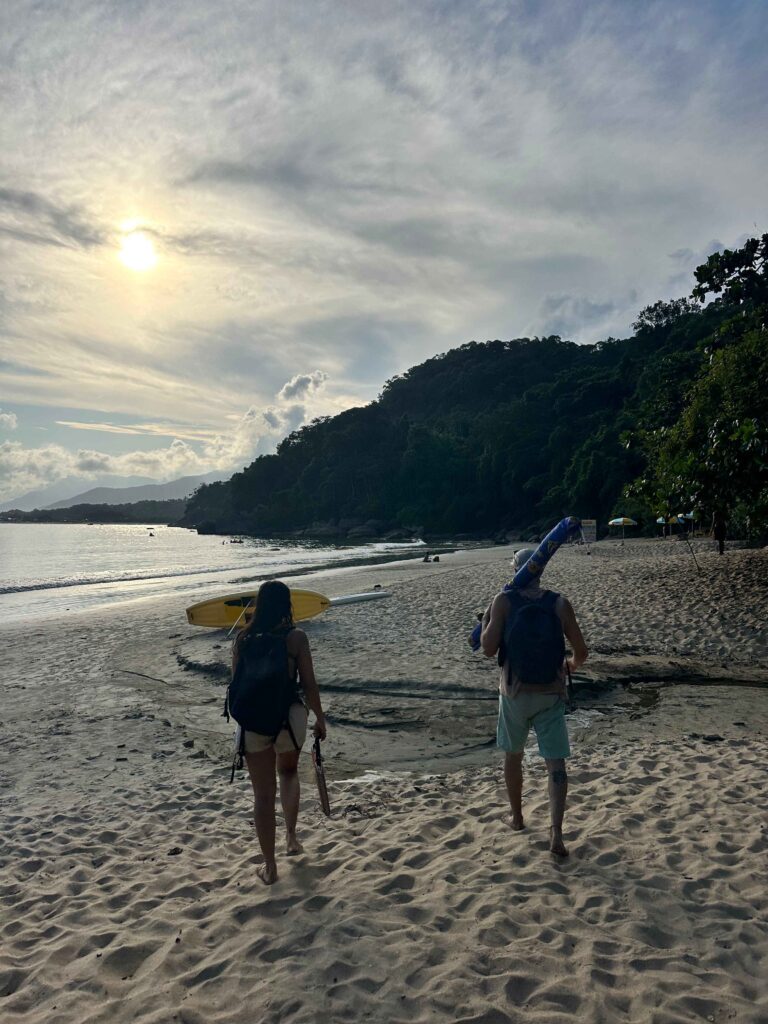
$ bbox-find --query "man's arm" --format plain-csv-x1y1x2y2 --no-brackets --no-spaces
559,596,588,671
480,593,508,658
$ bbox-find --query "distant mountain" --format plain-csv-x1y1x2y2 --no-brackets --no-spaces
44,472,226,509
3,498,188,525
0,475,156,513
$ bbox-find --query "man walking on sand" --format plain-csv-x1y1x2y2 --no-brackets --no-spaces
480,548,588,856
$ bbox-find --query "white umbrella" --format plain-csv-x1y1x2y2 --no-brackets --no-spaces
608,516,637,543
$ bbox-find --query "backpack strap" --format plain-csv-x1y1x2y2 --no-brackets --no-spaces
285,713,301,752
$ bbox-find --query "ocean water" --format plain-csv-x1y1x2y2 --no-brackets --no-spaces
0,523,424,624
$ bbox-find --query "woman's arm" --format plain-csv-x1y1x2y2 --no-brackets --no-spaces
295,630,327,739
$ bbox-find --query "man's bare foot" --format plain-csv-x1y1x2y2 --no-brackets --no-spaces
257,862,278,885
286,832,303,856
508,814,525,831
549,828,569,857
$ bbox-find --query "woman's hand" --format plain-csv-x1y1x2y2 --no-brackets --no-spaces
312,716,327,741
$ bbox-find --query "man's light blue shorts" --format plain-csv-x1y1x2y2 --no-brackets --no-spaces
497,692,571,759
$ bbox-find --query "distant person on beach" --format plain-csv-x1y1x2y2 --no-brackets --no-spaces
480,548,588,856
711,511,727,555
230,580,327,885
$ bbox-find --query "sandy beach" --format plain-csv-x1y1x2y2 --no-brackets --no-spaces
2,539,767,1023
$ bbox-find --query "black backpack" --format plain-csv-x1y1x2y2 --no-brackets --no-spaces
502,589,565,687
225,631,299,739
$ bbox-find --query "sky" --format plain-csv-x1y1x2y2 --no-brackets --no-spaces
1,0,767,502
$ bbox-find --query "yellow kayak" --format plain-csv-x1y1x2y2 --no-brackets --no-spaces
186,588,331,629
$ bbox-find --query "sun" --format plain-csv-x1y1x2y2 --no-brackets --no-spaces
119,230,157,272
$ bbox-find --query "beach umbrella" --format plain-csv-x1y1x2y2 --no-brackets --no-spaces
608,516,637,543
676,511,696,533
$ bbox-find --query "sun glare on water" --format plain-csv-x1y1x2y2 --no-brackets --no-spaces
119,230,157,272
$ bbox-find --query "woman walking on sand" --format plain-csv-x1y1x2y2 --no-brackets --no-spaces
230,580,327,885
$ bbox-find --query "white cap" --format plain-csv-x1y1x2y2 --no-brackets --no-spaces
511,547,537,571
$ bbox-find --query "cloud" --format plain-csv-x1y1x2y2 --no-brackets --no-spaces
0,410,18,430
0,187,104,250
0,363,339,500
56,419,220,442
0,438,207,502
665,239,727,290
277,370,328,401
539,295,622,339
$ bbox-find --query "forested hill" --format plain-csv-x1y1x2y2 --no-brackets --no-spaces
183,236,768,541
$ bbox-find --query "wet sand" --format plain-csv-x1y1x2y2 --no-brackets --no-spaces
1,539,767,1022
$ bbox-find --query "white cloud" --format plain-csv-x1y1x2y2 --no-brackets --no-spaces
0,438,207,502
277,370,328,402
56,419,221,442
0,410,18,430
0,368,341,500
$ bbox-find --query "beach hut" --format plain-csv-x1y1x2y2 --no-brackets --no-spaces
608,516,637,544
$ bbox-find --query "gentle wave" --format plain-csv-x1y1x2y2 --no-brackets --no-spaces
0,562,255,595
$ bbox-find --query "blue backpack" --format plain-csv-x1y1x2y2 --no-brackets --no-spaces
502,590,565,686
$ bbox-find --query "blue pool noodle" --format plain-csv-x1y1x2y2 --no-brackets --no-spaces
470,515,582,651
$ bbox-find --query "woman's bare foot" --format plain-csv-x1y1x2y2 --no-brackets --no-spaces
549,828,569,857
508,814,525,831
257,861,278,885
286,832,304,856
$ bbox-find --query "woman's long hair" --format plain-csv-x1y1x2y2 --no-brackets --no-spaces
242,580,293,638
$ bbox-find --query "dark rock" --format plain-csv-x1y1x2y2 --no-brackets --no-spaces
347,525,375,537
167,847,183,856
338,517,363,531
307,521,343,537
182,739,194,748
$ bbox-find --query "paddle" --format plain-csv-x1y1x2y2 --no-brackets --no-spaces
312,737,331,817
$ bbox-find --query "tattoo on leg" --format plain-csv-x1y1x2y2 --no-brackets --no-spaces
551,769,568,785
